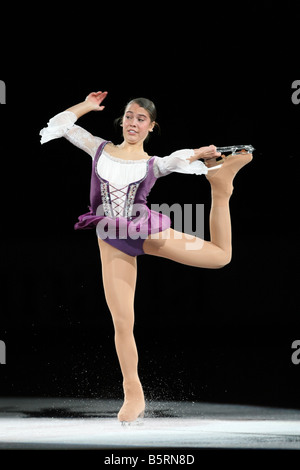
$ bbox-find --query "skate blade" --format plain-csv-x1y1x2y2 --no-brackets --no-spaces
120,412,145,427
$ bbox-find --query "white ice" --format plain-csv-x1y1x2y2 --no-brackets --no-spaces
0,398,300,449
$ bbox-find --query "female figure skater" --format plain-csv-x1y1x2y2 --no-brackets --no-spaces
40,91,253,423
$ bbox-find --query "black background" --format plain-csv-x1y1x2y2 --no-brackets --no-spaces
0,3,299,410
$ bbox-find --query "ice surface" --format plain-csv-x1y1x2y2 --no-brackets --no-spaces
0,397,299,449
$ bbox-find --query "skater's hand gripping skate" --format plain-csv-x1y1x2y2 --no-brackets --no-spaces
188,145,221,163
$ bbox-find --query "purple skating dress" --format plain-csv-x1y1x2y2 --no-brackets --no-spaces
74,140,171,256
40,111,208,257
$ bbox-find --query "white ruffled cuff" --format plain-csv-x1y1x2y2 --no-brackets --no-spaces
39,111,77,144
158,149,208,176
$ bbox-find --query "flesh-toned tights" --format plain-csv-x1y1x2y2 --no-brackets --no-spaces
97,153,252,421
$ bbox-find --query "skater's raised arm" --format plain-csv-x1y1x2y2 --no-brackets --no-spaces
39,91,108,158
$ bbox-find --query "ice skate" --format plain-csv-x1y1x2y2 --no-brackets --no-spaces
118,380,145,425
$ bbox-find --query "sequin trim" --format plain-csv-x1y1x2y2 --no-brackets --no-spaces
100,181,113,217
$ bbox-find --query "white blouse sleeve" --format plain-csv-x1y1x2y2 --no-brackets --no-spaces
154,149,208,178
39,110,104,159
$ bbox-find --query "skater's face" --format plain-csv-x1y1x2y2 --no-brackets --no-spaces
122,102,155,145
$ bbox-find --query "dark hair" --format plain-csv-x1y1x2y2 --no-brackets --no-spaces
114,97,160,135
127,97,157,122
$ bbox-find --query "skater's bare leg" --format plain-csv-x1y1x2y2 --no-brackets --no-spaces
98,239,145,422
144,152,253,267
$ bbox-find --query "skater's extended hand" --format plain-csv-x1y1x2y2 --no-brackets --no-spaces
85,91,108,111
188,145,221,163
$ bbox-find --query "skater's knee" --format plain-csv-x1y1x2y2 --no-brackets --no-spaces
111,311,135,334
215,251,232,269
207,249,231,269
